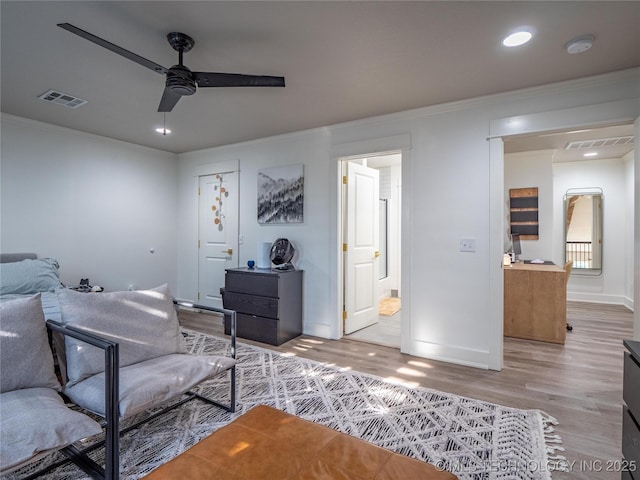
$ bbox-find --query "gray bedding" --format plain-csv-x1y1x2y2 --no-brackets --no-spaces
0,253,64,321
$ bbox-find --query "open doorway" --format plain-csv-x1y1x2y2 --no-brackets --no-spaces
340,152,402,348
503,122,634,270
502,122,635,335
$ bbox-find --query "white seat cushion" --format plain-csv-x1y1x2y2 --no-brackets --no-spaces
0,387,102,474
64,353,236,418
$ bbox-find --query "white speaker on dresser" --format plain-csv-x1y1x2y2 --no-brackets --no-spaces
257,241,272,269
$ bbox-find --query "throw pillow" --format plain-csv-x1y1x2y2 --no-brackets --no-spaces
0,387,102,472
59,284,186,387
0,258,63,296
0,294,60,393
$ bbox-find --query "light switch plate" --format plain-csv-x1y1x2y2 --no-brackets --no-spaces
460,238,476,252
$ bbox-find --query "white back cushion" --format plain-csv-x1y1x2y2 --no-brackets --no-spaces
59,284,186,387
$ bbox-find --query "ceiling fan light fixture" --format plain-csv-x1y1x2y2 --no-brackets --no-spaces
155,127,171,135
566,35,594,54
502,30,533,48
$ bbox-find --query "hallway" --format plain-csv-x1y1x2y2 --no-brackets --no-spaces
346,301,401,348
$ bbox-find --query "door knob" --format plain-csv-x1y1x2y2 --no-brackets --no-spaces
221,248,233,255
374,251,380,258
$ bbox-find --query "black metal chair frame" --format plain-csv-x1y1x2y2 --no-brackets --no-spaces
24,303,236,480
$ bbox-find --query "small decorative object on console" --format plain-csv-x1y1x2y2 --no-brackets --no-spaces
270,238,296,270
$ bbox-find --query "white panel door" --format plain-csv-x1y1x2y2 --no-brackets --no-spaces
344,162,379,334
198,172,238,308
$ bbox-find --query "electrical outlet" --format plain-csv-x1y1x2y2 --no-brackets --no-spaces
460,238,476,252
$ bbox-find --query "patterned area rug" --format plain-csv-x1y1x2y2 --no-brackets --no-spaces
7,329,565,480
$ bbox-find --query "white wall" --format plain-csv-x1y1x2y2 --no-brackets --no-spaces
0,114,178,292
2,68,637,370
553,158,629,305
505,149,633,306
177,130,335,337
177,68,639,370
504,150,555,261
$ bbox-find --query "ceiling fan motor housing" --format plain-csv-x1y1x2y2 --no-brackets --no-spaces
166,65,196,96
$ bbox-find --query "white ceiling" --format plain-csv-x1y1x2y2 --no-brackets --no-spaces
1,1,639,154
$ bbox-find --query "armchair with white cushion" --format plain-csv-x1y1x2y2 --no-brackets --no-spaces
54,284,237,479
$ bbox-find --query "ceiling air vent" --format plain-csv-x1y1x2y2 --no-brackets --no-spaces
565,136,634,150
37,89,87,109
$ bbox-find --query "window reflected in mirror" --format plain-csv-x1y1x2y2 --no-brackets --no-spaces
564,188,603,275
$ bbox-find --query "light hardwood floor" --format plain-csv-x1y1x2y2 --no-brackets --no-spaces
179,301,634,480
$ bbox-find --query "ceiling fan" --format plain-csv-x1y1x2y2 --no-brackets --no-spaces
57,23,285,112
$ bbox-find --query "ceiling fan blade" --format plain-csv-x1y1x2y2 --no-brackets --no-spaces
58,23,168,75
193,72,285,88
158,87,182,112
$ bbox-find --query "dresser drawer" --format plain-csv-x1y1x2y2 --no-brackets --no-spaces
222,291,279,319
224,313,279,345
225,271,279,297
623,406,640,471
624,352,640,416
223,267,302,346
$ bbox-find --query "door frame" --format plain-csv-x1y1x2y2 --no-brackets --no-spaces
197,171,239,308
192,159,240,304
330,134,412,348
489,99,640,370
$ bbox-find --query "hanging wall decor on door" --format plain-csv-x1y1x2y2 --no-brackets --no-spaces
509,187,539,239
210,174,230,231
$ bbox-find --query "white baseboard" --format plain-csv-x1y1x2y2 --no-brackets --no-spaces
305,322,335,340
407,340,493,371
568,292,633,311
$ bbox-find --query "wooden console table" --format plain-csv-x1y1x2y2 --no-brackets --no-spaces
503,262,567,344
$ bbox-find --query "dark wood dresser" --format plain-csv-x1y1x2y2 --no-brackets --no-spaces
623,339,640,479
222,267,303,346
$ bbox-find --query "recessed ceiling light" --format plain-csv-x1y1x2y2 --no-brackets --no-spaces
503,30,533,47
583,152,598,157
155,127,172,135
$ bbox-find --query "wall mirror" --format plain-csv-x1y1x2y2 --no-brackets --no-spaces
378,198,388,280
564,187,603,275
